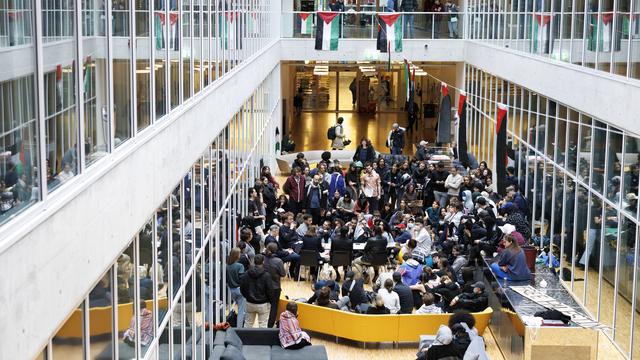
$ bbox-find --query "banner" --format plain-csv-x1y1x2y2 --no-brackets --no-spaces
457,91,469,168
495,103,508,195
437,83,452,144
377,13,403,53
315,12,340,51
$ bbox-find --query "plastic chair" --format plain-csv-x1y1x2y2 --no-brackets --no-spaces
330,250,352,278
298,249,321,282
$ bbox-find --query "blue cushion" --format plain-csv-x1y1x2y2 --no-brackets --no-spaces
220,344,246,360
224,329,243,350
241,345,271,360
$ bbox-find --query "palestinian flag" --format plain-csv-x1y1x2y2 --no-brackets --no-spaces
531,13,551,54
222,11,242,50
83,56,91,96
495,103,508,195
622,13,639,39
457,91,469,168
315,12,339,51
404,60,411,102
154,11,179,50
299,12,313,35
437,83,452,144
377,13,403,53
588,12,621,52
56,64,63,110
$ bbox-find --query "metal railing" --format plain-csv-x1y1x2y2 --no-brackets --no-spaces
282,11,466,40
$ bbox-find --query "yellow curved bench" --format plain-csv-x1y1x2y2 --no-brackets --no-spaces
277,298,493,343
56,298,168,338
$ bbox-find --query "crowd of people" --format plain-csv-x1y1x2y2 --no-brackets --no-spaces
225,129,543,357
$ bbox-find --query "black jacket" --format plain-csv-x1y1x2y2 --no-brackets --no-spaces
265,235,289,259
389,129,405,149
331,236,353,253
456,291,488,313
279,225,297,249
342,278,368,308
239,266,274,304
393,282,415,314
263,254,286,290
302,235,324,253
362,235,388,263
353,145,376,164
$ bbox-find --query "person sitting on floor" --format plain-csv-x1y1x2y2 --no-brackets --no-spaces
449,282,488,313
366,294,391,314
377,278,401,314
279,301,312,349
416,292,443,314
490,234,531,281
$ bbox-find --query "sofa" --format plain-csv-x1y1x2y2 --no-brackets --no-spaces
211,328,328,360
276,298,493,343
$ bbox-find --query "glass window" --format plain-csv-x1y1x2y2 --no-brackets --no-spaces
136,8,152,132
0,73,39,224
51,304,84,359
82,0,109,166
154,0,168,119
171,298,184,359
613,214,636,357
591,120,607,194
137,222,154,357
183,0,192,101
606,128,623,206
156,199,170,325
622,135,639,218
88,269,113,359
117,241,136,358
43,0,79,192
112,63,131,145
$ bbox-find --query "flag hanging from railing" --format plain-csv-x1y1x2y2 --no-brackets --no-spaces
377,13,403,53
530,13,551,54
457,91,469,168
154,11,179,50
222,11,242,50
588,12,621,52
299,12,313,35
437,83,451,144
495,103,508,195
315,12,340,50
56,64,63,111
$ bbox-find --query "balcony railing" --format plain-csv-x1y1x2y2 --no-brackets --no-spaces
282,11,466,40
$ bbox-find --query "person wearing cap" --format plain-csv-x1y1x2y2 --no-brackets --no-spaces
432,162,450,208
625,192,638,213
449,281,488,313
490,234,531,281
387,123,406,155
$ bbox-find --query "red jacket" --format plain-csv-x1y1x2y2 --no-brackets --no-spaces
283,175,306,202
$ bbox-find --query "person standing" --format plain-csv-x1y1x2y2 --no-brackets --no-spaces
445,0,459,38
361,164,382,213
349,77,357,105
444,166,463,203
387,123,406,155
226,248,246,328
293,88,303,117
283,167,306,215
400,0,418,39
331,117,347,150
263,243,286,328
240,254,275,328
305,174,329,225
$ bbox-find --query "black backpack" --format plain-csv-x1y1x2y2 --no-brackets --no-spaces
327,126,336,140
